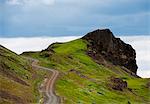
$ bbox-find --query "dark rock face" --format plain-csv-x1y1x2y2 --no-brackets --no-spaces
109,77,127,91
82,29,138,74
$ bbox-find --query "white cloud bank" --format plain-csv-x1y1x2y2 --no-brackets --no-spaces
0,36,81,54
0,36,149,78
120,36,150,78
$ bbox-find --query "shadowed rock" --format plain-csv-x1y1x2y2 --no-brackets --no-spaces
82,29,138,74
109,77,127,91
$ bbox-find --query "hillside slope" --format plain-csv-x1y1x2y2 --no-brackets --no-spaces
0,45,49,104
22,29,150,104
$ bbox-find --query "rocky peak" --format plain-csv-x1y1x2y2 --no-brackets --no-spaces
82,29,138,74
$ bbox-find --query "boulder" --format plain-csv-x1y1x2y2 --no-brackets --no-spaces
109,77,127,91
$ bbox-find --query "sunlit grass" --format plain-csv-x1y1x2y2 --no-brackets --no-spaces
22,39,150,104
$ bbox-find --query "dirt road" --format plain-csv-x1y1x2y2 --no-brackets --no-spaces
25,57,60,104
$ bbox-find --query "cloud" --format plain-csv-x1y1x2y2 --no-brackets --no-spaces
6,0,55,6
0,36,81,54
1,0,149,36
120,36,150,78
6,0,20,5
0,36,150,78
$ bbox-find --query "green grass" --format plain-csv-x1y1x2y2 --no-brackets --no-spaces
125,78,150,101
22,39,150,104
0,46,50,103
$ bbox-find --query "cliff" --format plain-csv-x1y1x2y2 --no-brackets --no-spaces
82,29,138,74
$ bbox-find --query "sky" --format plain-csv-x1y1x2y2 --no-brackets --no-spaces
0,0,150,37
0,36,150,78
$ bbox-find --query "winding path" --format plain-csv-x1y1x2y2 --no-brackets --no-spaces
25,57,60,104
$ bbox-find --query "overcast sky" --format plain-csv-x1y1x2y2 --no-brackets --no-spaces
0,0,150,37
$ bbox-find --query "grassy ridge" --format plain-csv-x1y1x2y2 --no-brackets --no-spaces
23,39,150,104
0,45,49,104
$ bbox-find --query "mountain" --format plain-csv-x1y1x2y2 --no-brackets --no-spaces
0,45,49,103
23,29,150,104
21,29,150,104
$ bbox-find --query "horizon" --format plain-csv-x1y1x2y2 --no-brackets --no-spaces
0,35,150,78
1,34,150,38
0,34,150,38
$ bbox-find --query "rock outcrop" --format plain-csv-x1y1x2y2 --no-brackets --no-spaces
108,77,128,91
82,29,138,74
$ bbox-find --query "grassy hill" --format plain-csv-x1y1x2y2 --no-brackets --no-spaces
0,45,49,104
22,39,150,104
